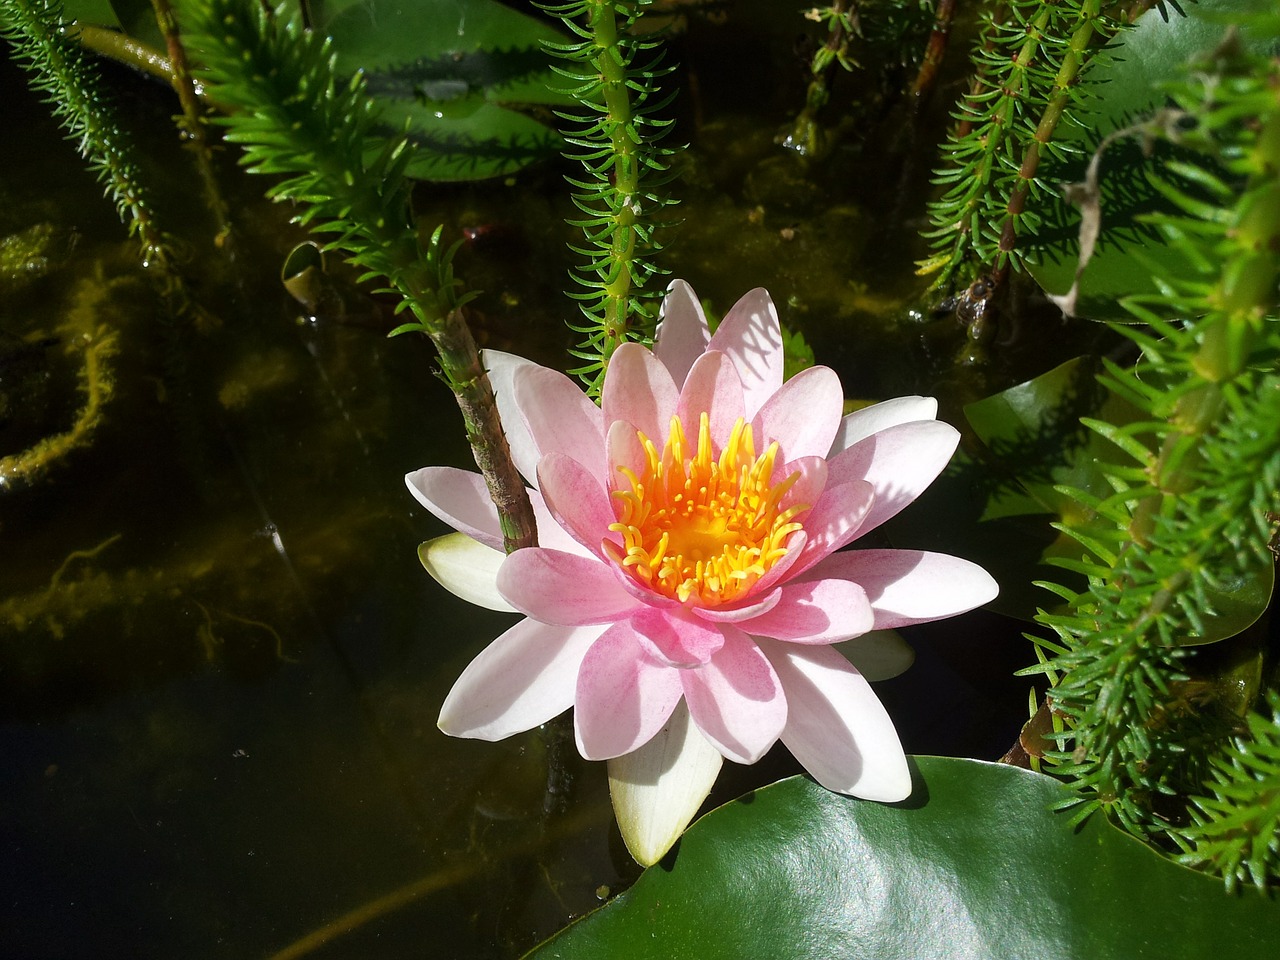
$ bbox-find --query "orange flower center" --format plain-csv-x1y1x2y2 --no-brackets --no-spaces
605,413,808,606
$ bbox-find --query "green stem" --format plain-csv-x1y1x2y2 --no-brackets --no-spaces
190,0,536,553
587,0,639,369
995,0,1103,276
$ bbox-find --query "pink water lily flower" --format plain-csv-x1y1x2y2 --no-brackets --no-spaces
407,281,997,864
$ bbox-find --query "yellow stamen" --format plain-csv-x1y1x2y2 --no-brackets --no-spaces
605,413,809,607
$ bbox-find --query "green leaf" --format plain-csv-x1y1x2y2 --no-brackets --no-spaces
887,357,1136,620
528,758,1280,960
61,0,120,27
319,0,570,181
1024,0,1275,319
1187,560,1275,647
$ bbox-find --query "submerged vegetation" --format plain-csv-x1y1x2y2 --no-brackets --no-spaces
1,0,1277,955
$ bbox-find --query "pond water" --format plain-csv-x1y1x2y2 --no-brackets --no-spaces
1,4,1086,957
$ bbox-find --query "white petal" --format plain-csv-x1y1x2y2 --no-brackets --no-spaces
758,640,910,801
405,466,503,551
513,364,607,485
481,350,542,486
831,629,915,682
808,549,999,628
439,619,605,741
829,396,938,455
417,533,515,612
607,700,723,866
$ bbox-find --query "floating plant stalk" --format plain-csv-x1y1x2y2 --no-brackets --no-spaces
187,0,535,552
782,1,861,159
543,0,676,393
910,0,956,101
148,0,232,245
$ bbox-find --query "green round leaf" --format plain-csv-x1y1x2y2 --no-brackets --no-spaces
320,0,571,181
528,758,1280,959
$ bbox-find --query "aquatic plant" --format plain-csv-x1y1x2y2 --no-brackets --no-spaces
919,0,1117,287
3,1,1279,956
0,0,170,267
1024,21,1280,890
541,0,677,393
184,0,537,551
408,280,997,864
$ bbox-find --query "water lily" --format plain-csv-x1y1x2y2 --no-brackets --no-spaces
407,281,998,864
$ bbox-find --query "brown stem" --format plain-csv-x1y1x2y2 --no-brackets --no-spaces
150,0,234,246
911,0,957,101
423,305,538,554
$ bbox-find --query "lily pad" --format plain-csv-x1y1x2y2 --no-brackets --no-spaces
320,0,571,181
527,757,1280,960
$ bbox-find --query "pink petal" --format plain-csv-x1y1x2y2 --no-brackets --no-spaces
405,466,503,551
739,578,873,643
575,622,685,760
826,420,959,536
682,626,787,764
606,418,649,492
632,607,726,667
830,396,938,455
497,548,641,625
692,587,782,623
438,619,605,740
481,350,542,485
612,565,682,609
751,365,844,461
779,455,828,515
757,640,910,801
792,479,876,576
513,364,606,485
706,288,784,419
528,488,592,556
676,351,746,449
805,549,998,628
537,453,620,557
652,279,710,388
602,343,679,448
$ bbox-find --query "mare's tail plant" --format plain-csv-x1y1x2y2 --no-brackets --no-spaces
1026,28,1280,890
542,0,677,393
919,0,1119,288
0,0,171,268
186,0,536,551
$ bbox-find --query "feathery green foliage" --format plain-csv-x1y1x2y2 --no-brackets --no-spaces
920,0,1116,286
1026,30,1280,888
186,0,535,552
186,0,461,324
1177,689,1280,893
0,0,169,267
541,0,677,393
